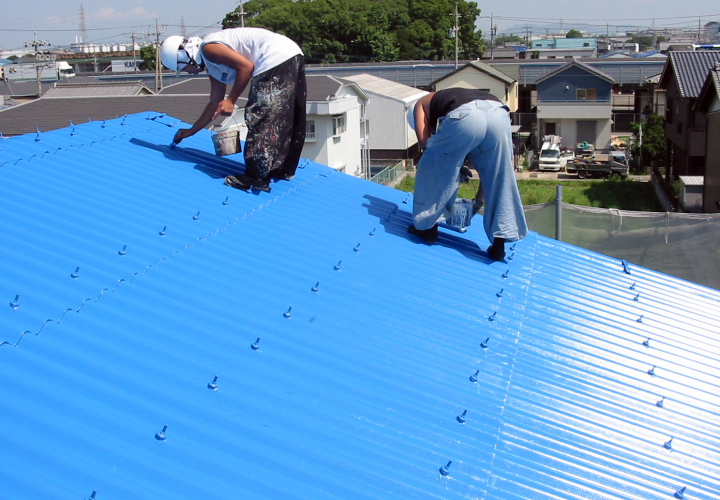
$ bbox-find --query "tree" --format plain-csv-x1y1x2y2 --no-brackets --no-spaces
566,29,582,38
139,45,156,71
495,34,523,46
630,114,665,173
627,33,655,51
221,0,484,62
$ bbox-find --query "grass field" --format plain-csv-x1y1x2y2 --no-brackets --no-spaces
395,176,664,212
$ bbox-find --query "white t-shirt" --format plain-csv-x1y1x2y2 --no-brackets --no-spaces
200,28,303,84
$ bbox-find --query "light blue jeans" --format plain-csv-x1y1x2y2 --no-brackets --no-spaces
412,100,528,243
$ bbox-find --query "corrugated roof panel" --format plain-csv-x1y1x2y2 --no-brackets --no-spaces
1,113,719,500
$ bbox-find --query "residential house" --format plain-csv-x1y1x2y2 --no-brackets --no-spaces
431,60,518,112
534,60,614,150
302,75,369,178
658,51,720,179
693,63,720,212
1,113,719,499
341,73,427,165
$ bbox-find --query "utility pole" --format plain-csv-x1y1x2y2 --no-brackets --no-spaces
236,0,247,28
150,18,165,92
492,23,498,60
180,16,187,38
130,28,140,73
25,31,51,97
454,4,460,69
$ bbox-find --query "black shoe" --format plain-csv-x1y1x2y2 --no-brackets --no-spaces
252,177,271,192
487,237,506,261
408,224,438,244
225,174,253,191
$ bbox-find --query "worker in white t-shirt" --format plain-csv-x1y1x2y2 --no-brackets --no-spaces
161,28,306,192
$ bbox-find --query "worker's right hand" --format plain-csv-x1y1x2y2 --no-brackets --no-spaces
173,128,194,144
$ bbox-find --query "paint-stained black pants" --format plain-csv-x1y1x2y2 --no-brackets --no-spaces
243,55,306,180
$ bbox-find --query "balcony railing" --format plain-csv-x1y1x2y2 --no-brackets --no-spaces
536,98,611,104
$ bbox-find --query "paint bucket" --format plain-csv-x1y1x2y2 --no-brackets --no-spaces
211,129,241,156
448,198,474,229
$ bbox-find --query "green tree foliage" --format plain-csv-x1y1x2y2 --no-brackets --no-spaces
627,33,656,51
139,45,156,71
565,29,582,38
630,114,666,173
495,34,524,46
221,0,484,62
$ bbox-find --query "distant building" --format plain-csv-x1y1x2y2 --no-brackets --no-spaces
693,62,720,212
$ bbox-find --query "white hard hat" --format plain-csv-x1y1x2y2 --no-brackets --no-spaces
160,35,185,71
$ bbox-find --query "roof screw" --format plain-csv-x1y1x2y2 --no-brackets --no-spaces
334,260,342,271
207,376,218,390
193,211,200,221
311,282,320,293
251,338,260,350
354,243,361,252
222,197,229,206
510,243,516,251
629,281,636,290
70,266,80,279
664,437,673,450
622,259,631,274
88,491,97,500
283,307,292,318
647,365,656,376
34,127,41,141
469,370,479,383
121,115,127,125
101,120,107,128
439,460,452,476
656,396,665,408
507,252,515,261
456,410,467,424
637,314,644,323
642,338,650,347
633,293,640,301
488,311,497,322
402,193,410,204
118,245,127,256
369,228,376,236
480,338,489,349
159,226,167,236
154,425,168,441
674,486,687,499
502,270,509,279
496,288,504,298
10,294,19,309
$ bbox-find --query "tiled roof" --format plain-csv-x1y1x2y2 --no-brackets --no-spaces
661,51,720,98
158,76,216,95
1,114,719,499
0,96,241,136
431,60,516,87
0,80,54,97
44,81,153,98
536,59,615,85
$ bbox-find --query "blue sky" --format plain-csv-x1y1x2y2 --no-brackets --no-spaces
1,0,719,53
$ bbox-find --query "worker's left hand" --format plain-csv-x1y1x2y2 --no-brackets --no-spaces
212,99,235,120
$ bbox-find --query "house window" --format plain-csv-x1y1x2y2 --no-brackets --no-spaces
332,115,346,137
576,88,597,101
545,122,557,135
583,42,590,47
305,120,316,141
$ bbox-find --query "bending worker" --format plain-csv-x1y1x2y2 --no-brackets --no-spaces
160,27,306,192
408,88,528,261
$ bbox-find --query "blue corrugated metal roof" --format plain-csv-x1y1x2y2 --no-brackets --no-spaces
1,113,719,500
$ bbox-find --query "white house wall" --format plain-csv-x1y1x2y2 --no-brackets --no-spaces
302,105,363,177
361,93,419,150
539,118,612,149
434,68,518,112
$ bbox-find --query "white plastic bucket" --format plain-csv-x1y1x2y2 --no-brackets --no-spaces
211,129,241,156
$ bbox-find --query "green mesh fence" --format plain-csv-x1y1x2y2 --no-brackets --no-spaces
524,203,720,290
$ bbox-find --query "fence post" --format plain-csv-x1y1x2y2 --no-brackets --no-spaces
555,185,562,241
